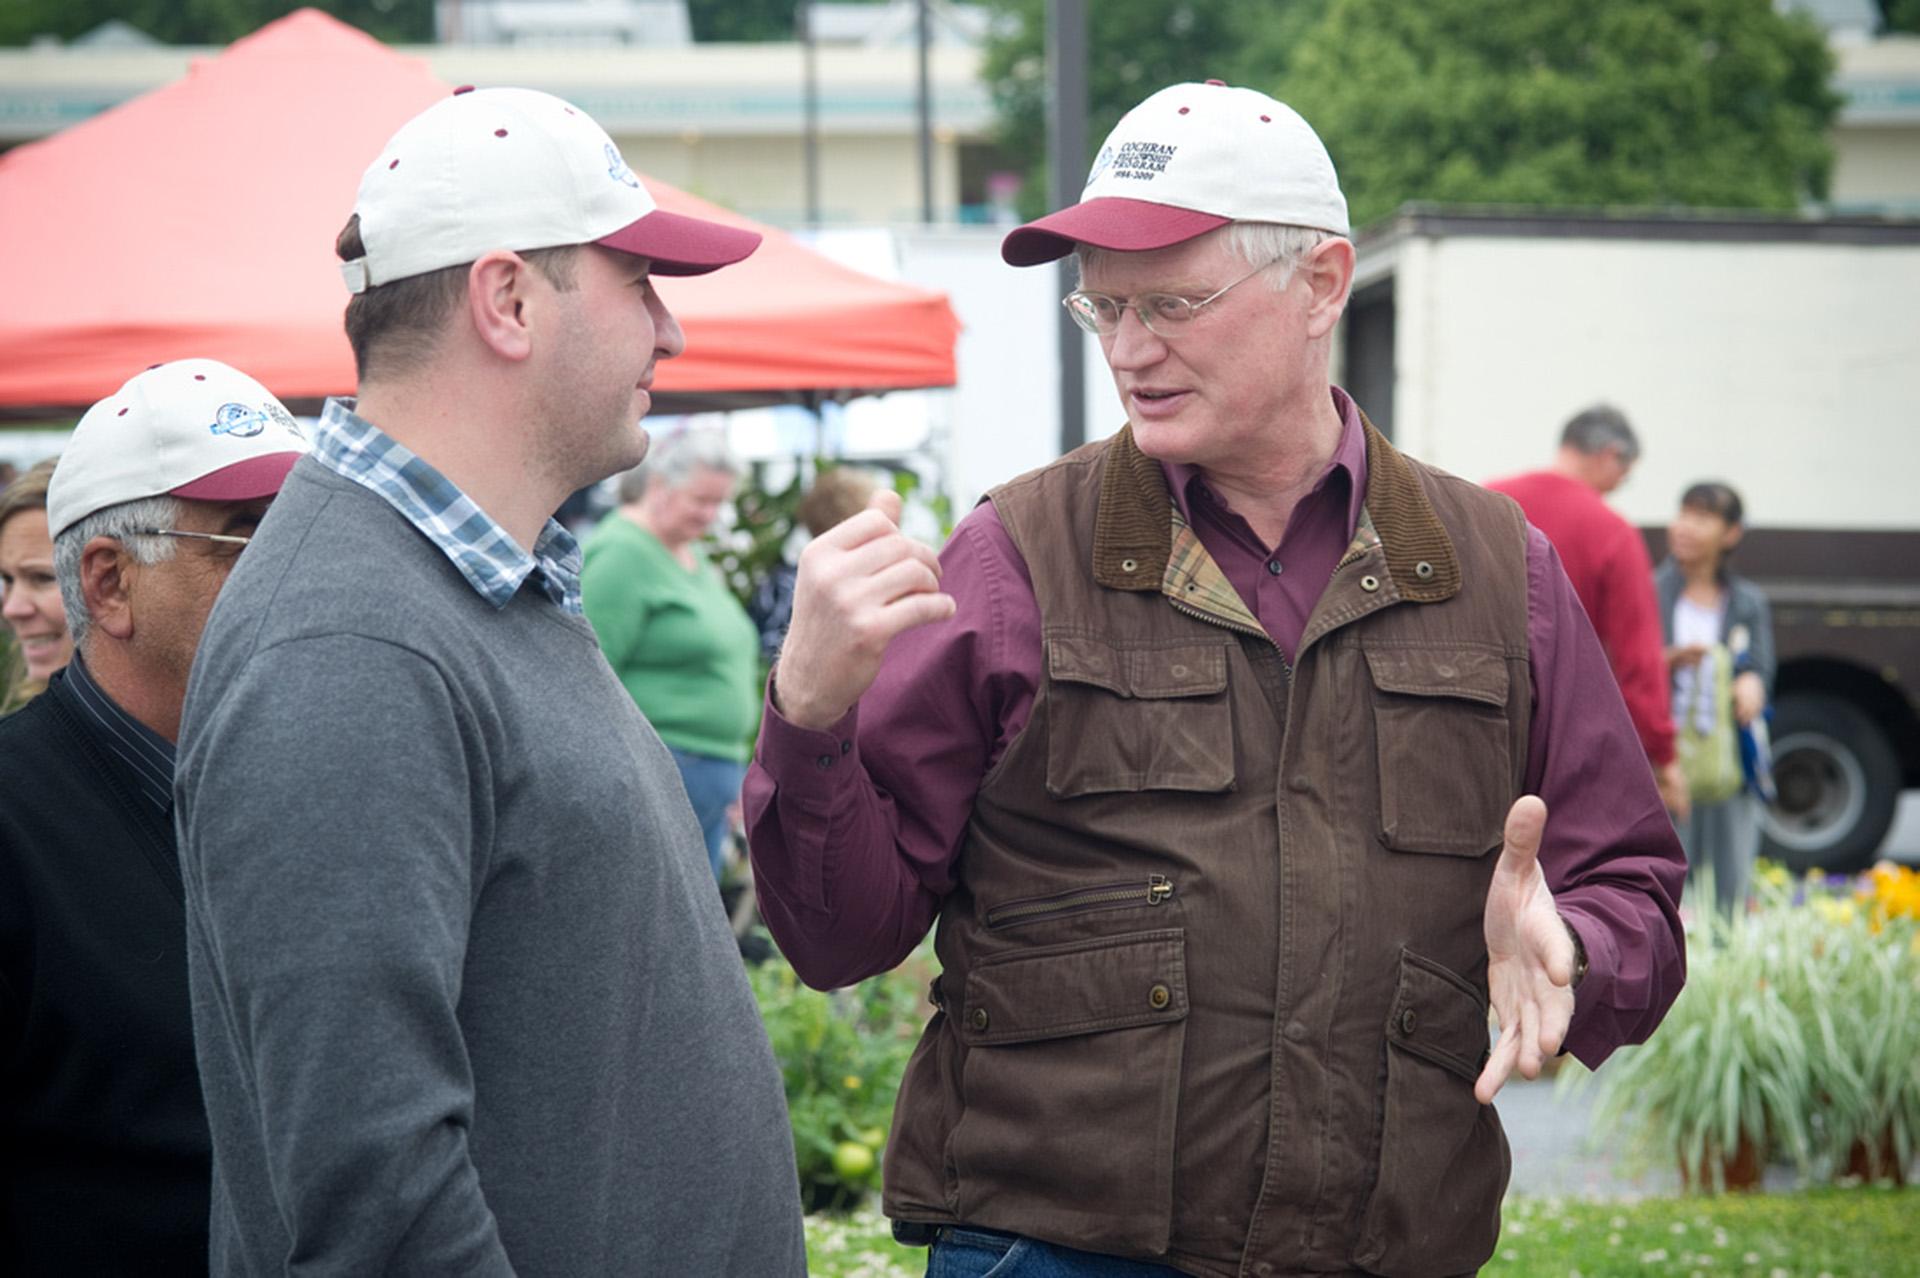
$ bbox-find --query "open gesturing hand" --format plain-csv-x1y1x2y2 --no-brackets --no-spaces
1474,795,1577,1105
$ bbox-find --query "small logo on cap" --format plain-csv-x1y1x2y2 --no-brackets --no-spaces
605,143,640,189
1084,145,1115,190
210,403,268,439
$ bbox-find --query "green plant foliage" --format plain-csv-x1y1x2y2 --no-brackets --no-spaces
0,0,433,45
710,464,809,614
978,1,1326,221
806,1189,1920,1276
1269,0,1841,228
749,940,933,1212
1882,0,1920,35
1565,865,1920,1192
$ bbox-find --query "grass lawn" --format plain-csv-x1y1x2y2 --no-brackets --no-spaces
806,1187,1918,1277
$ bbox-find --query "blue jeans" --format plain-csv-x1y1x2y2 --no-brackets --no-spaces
927,1227,1187,1278
665,746,747,881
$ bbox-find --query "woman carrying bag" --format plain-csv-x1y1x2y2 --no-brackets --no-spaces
1657,481,1776,918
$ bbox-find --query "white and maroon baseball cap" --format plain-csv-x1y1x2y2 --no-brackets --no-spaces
1001,80,1349,267
340,86,762,294
48,360,309,539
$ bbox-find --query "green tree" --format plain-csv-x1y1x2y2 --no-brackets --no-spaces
979,1,1329,219
1881,0,1920,34
1265,0,1841,228
0,0,433,45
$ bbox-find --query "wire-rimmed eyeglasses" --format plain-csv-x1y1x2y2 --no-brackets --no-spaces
1063,256,1294,338
130,528,253,551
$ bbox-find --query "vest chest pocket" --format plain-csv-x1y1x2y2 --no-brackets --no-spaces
1365,647,1513,857
1044,636,1235,798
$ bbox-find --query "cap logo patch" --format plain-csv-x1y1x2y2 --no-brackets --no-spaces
1109,141,1177,184
1084,145,1116,190
605,143,640,189
210,402,268,439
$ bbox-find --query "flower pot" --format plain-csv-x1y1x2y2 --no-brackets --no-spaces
1844,1130,1907,1186
1681,1134,1765,1192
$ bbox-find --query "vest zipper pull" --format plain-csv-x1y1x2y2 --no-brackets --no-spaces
1148,875,1173,905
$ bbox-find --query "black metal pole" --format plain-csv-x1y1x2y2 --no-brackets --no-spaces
1047,0,1088,452
917,0,934,223
800,1,820,224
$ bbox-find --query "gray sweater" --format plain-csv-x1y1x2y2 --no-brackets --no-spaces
176,458,805,1276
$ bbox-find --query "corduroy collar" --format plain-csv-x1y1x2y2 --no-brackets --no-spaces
1090,413,1460,604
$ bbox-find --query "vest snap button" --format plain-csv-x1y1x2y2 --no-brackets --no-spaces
969,1007,990,1032
1360,575,1380,593
1398,1008,1418,1036
1148,984,1172,1010
1415,560,1435,580
1121,558,1138,573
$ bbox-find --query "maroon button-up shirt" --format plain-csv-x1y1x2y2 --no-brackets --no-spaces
745,389,1685,1068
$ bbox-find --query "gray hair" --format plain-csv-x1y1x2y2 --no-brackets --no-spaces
1560,404,1641,465
617,429,741,504
1077,221,1343,291
52,495,180,650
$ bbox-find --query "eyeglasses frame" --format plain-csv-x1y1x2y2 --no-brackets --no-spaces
1063,254,1297,338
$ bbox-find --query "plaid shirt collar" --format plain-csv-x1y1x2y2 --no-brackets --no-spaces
311,400,583,614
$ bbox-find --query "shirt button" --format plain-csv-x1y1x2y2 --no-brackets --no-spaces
840,739,852,755
1284,1020,1308,1043
1266,559,1284,576
815,754,835,770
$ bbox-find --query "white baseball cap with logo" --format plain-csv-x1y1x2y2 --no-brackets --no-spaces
48,360,311,540
341,85,762,293
1002,80,1349,267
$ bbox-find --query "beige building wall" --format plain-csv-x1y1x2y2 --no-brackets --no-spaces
1386,233,1920,531
616,129,964,224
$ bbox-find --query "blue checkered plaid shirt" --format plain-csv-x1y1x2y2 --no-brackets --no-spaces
311,400,584,614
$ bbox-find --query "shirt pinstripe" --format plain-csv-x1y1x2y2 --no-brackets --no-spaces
310,399,585,615
62,652,175,814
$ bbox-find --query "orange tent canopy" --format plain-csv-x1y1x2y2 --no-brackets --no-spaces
0,9,958,415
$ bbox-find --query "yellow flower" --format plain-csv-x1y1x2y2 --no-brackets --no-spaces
1757,861,1791,890
843,1074,863,1091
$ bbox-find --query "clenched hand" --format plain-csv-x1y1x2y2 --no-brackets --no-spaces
771,490,955,731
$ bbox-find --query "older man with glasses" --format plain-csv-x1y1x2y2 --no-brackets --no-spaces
747,81,1688,1276
0,359,305,1275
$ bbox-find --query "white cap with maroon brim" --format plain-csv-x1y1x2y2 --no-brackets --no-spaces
1001,80,1349,267
341,86,761,293
47,360,310,540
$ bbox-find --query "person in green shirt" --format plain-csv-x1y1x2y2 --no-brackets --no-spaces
582,430,761,880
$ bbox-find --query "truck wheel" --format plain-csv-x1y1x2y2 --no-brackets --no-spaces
1761,692,1901,875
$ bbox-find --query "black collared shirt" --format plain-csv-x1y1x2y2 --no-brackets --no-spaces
60,652,175,815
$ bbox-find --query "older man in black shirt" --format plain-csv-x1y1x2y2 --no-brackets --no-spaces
0,360,304,1275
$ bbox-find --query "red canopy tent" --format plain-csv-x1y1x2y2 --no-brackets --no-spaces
0,9,959,416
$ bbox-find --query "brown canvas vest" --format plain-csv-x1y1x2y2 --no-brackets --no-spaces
881,422,1534,1278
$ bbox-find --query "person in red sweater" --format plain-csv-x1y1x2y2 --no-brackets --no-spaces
1490,405,1688,819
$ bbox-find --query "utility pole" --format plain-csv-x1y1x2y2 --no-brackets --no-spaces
799,1,820,223
917,0,934,223
1047,0,1088,451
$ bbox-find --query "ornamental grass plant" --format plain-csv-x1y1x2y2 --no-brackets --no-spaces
1564,863,1920,1191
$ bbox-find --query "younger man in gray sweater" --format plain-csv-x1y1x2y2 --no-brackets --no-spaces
176,88,805,1275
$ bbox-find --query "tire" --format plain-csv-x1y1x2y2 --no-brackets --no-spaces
1760,692,1901,875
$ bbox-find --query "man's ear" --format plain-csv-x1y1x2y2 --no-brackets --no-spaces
80,537,137,642
1301,236,1356,340
467,251,536,362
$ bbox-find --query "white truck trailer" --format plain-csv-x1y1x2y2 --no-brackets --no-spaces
1345,207,1920,871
